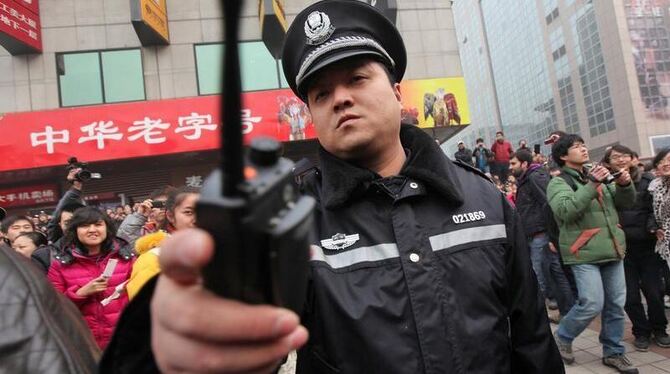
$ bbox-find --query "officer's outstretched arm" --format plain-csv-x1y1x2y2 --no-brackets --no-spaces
503,196,565,374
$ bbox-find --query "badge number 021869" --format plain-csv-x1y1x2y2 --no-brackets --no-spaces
452,211,486,224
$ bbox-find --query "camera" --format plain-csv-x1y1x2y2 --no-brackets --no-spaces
66,157,102,182
604,170,622,184
151,200,166,209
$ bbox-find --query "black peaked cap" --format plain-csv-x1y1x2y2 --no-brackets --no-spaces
281,0,407,101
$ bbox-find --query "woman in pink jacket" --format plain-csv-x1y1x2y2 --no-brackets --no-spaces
48,206,135,349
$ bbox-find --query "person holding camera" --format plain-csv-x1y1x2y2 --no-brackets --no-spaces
116,186,174,246
548,135,638,373
603,145,670,351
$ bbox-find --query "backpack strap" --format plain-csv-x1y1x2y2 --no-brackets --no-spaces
557,172,578,191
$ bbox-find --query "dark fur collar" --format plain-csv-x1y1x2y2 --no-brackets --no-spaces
318,125,464,209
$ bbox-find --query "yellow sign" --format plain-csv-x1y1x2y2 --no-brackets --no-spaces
259,0,287,31
140,0,169,43
399,77,470,128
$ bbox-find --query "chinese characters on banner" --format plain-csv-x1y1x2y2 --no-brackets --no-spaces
0,184,57,208
0,77,470,172
0,0,41,54
1,90,314,172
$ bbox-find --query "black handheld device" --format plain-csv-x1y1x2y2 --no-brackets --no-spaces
195,0,315,313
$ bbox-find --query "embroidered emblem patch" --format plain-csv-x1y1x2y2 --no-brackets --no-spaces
304,11,335,45
320,233,360,250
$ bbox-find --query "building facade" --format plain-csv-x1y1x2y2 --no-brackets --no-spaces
451,0,670,160
0,0,462,215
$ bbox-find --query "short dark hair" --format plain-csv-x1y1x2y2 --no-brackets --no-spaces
476,138,484,143
16,231,47,247
602,144,634,164
1,215,34,234
653,147,670,168
64,206,117,254
150,185,176,200
511,150,533,166
551,133,584,167
496,131,504,136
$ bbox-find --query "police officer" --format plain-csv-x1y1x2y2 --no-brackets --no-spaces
102,1,563,373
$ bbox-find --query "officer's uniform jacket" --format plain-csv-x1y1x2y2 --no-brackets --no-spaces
296,125,563,374
97,125,563,374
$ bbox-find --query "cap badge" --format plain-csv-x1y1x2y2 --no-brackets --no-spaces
304,11,335,45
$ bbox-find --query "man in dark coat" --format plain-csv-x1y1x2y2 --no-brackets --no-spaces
102,2,563,373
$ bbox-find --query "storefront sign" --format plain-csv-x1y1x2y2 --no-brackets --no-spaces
131,0,169,45
0,184,57,207
0,0,41,54
83,192,117,202
259,0,287,58
0,77,469,172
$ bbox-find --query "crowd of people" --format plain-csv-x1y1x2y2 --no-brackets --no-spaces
0,167,199,353
454,129,670,373
2,1,670,373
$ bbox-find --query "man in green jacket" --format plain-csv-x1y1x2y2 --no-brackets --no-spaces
548,134,637,373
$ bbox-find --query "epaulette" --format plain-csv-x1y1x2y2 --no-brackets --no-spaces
292,158,319,184
452,159,493,183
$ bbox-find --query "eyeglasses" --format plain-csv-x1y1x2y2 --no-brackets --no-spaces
658,160,670,167
610,154,632,161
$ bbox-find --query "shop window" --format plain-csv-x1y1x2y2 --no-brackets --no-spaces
57,49,145,107
195,41,285,94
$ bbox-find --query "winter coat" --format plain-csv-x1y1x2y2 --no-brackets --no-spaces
547,166,635,265
0,245,100,373
491,140,513,163
472,146,492,169
618,170,658,247
126,231,167,299
116,212,149,245
100,125,563,374
515,164,551,237
454,148,473,165
47,238,135,349
47,188,85,243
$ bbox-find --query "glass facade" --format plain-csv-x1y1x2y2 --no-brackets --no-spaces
195,41,288,95
551,28,580,134
624,0,670,120
57,49,145,107
570,3,616,137
481,0,558,148
447,2,500,153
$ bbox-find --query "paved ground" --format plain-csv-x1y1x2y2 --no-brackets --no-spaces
278,309,670,373
562,311,670,373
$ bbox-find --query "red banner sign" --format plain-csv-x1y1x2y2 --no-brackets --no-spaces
0,0,41,53
0,89,316,172
0,183,58,207
15,0,38,14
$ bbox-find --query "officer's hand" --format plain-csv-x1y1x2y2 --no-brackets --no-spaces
151,229,308,373
588,165,609,184
615,169,631,186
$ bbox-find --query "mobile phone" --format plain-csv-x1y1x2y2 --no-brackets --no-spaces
534,144,541,154
101,259,118,278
